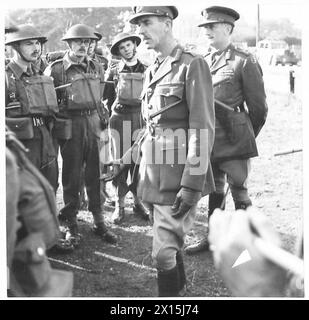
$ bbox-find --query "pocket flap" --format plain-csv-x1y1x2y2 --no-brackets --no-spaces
155,82,184,98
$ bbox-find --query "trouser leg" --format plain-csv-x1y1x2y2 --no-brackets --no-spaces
152,204,196,296
60,117,84,220
220,159,252,210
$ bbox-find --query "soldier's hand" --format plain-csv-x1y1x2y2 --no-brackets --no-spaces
171,187,201,219
102,159,126,182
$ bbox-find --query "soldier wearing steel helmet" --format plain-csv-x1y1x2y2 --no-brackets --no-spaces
44,24,117,248
103,32,149,224
88,31,109,71
127,6,215,296
185,6,268,255
5,24,58,192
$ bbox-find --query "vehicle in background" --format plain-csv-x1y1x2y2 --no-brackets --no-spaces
256,39,301,66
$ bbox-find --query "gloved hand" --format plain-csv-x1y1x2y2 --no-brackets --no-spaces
171,187,201,219
103,159,127,182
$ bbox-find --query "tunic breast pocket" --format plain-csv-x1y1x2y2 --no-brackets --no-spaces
214,78,234,100
152,82,184,110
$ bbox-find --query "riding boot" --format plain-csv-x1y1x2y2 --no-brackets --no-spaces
176,251,186,292
157,266,180,297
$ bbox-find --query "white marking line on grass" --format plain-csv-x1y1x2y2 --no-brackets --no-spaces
94,251,156,274
48,257,95,273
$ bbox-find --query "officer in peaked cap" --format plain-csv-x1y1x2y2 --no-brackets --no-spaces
119,5,215,297
184,6,268,255
129,6,178,24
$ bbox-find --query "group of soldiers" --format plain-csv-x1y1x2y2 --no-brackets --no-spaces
5,5,268,297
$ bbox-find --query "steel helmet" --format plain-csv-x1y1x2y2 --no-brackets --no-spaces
94,31,102,41
62,24,99,41
110,32,141,56
5,24,47,45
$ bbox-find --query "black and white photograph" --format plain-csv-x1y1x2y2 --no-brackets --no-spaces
1,0,307,302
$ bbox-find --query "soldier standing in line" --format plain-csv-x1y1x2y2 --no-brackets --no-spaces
5,24,58,192
88,31,109,71
104,32,149,224
127,6,215,296
44,24,117,247
185,6,268,255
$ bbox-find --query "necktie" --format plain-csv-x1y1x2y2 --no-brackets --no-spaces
150,59,161,81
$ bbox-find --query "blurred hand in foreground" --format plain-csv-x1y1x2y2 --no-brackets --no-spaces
208,208,288,297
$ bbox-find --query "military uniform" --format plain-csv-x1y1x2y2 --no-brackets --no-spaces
104,32,148,222
5,26,58,192
45,54,104,223
90,52,108,71
44,24,117,245
185,6,268,255
206,43,267,206
6,128,73,297
129,6,215,296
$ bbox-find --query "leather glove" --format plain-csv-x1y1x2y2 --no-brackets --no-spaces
171,187,201,219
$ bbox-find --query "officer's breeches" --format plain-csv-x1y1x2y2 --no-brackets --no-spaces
60,113,101,218
212,159,251,203
152,204,197,270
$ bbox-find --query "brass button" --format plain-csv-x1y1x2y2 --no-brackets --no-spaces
148,105,153,110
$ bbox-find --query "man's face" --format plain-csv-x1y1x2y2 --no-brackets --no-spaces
70,38,91,57
203,23,229,48
136,16,166,51
88,40,97,55
18,39,41,62
118,40,136,61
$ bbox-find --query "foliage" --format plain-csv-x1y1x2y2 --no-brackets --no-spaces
6,7,131,52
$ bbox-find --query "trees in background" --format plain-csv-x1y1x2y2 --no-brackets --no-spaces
6,7,130,52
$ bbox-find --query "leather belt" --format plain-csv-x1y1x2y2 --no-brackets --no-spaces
67,109,97,116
